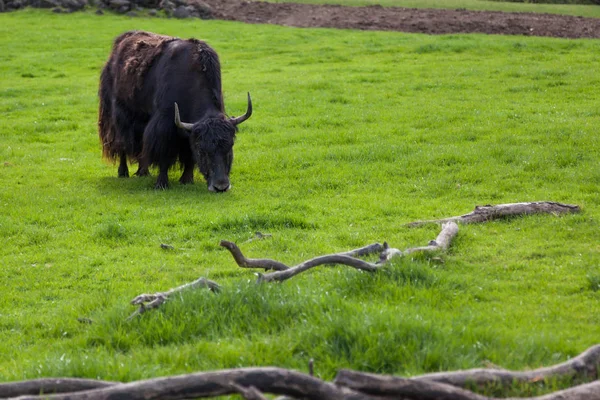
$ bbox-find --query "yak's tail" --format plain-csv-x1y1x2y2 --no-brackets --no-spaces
98,64,119,161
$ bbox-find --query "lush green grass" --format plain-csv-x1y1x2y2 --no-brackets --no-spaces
1,9,600,396
266,0,600,18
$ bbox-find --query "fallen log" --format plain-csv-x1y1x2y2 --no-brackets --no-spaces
407,201,580,227
5,345,600,400
7,367,375,400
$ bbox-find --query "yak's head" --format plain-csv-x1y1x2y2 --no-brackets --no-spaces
174,93,252,192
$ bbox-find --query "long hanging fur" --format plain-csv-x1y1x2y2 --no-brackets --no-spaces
97,31,224,162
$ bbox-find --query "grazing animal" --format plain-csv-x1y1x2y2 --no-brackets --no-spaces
98,30,252,191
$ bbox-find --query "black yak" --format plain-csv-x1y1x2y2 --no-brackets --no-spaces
98,30,252,191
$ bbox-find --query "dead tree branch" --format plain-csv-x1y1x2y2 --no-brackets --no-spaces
221,223,458,283
411,343,600,388
379,222,458,262
0,378,117,398
127,277,220,320
8,368,376,400
407,201,580,227
335,369,489,400
334,369,600,400
219,240,290,271
6,345,600,400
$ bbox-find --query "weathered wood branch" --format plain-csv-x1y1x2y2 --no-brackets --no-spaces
379,222,458,262
411,343,600,387
127,277,220,320
9,367,376,400
334,369,600,400
0,378,117,398
256,253,384,283
407,201,580,227
6,345,600,400
221,223,458,283
335,369,489,400
219,240,291,271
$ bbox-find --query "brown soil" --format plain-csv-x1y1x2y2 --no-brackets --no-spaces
202,0,600,39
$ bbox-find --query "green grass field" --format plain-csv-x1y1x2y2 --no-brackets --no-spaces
1,8,599,396
267,0,600,18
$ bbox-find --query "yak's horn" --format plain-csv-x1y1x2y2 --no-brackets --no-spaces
174,103,194,131
230,92,253,126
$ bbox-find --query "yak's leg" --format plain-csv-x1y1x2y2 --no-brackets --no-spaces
179,144,194,185
135,161,149,177
112,101,136,179
133,118,150,177
142,115,178,190
118,152,129,178
155,163,170,190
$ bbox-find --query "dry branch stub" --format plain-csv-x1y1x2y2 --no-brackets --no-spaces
127,277,220,320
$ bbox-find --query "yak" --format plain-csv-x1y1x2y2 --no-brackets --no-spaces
98,30,252,191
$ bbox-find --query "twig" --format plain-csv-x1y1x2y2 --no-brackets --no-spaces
407,201,580,227
243,231,273,244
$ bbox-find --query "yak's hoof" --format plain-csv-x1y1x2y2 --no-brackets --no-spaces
154,181,169,190
179,176,194,185
118,172,129,178
135,168,149,177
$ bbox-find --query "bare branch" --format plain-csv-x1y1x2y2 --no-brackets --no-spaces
339,243,385,257
5,345,600,400
10,368,375,400
407,201,580,227
335,369,489,400
258,253,383,283
380,222,459,262
220,240,290,271
0,378,117,398
336,370,600,400
128,277,221,320
223,225,458,283
335,345,600,399
412,343,600,388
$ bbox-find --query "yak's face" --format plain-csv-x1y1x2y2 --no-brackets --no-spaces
173,94,251,193
190,118,236,192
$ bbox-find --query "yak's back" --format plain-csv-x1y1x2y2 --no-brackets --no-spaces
106,30,223,109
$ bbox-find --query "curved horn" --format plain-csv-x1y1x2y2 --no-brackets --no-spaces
229,92,253,126
174,103,194,131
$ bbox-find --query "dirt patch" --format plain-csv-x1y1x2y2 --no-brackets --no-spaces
202,0,600,39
